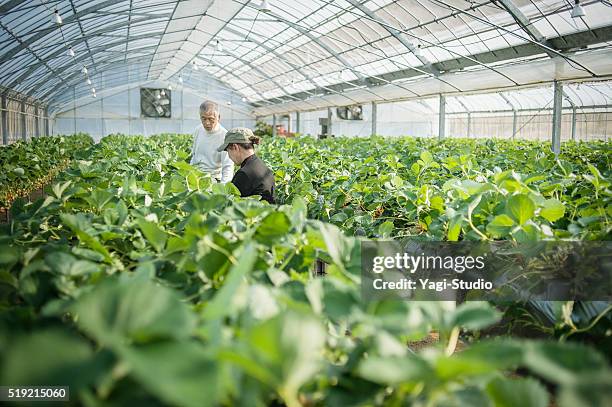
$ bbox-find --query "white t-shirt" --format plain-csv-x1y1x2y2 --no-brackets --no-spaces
189,123,234,183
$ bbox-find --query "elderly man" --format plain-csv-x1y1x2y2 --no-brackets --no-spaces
189,101,233,183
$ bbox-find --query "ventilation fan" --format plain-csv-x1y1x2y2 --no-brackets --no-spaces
140,88,172,118
336,104,363,120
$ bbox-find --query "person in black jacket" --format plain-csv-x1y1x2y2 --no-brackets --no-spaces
216,127,275,204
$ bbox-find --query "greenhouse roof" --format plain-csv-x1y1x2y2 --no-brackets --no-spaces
0,0,611,113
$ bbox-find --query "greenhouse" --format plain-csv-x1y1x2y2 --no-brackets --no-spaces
0,0,611,406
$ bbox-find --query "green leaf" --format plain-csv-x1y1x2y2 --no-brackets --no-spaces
45,252,100,276
451,302,501,331
506,194,535,225
378,221,394,238
0,328,107,389
71,275,196,345
137,219,168,253
202,244,257,322
244,311,326,403
255,212,291,244
420,151,434,165
486,377,549,407
357,355,432,385
118,341,219,407
0,245,20,268
447,214,463,241
60,213,113,263
540,199,565,222
486,214,515,238
523,341,608,384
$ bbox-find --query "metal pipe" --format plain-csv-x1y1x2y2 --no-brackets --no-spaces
551,81,563,155
20,100,26,141
1,95,7,144
371,101,377,136
438,94,446,140
467,111,471,138
34,104,39,137
571,106,577,141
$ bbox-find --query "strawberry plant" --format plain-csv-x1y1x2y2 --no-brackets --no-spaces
0,133,93,208
0,134,610,406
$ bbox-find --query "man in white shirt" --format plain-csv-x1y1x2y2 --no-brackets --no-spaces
190,101,234,183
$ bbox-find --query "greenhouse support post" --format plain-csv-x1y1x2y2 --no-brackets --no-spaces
467,112,471,138
287,113,292,133
571,106,577,141
327,107,332,135
272,114,277,137
1,95,7,145
296,111,301,134
101,94,105,138
512,110,517,139
552,81,562,155
34,105,39,137
20,100,26,141
73,86,76,135
371,101,377,136
438,94,446,140
44,107,49,137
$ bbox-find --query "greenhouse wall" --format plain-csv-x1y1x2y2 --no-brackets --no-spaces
262,100,437,138
448,110,611,141
53,84,255,141
0,95,48,145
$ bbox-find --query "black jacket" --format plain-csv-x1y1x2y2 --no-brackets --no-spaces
231,155,275,204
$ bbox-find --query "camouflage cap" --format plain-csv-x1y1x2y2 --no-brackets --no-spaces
217,127,255,152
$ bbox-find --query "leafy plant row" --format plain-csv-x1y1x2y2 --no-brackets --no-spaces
1,134,610,406
0,134,93,208
259,137,611,241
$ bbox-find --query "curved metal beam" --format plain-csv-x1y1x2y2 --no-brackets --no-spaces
188,55,270,103
220,26,365,105
222,26,318,92
207,47,300,101
0,0,32,15
260,8,367,82
345,0,439,76
0,0,127,65
7,32,163,94
40,55,154,102
428,0,597,77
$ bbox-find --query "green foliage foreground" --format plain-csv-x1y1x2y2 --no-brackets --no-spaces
0,134,610,406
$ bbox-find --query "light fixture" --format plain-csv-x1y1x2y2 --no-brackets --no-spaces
91,87,96,93
86,78,92,85
81,66,88,74
227,101,232,106
92,93,97,98
157,93,161,99
168,84,172,90
160,89,166,96
414,44,422,57
178,76,183,83
53,9,62,25
216,40,223,52
192,61,198,71
241,97,247,102
571,0,585,18
260,0,271,13
67,47,75,57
